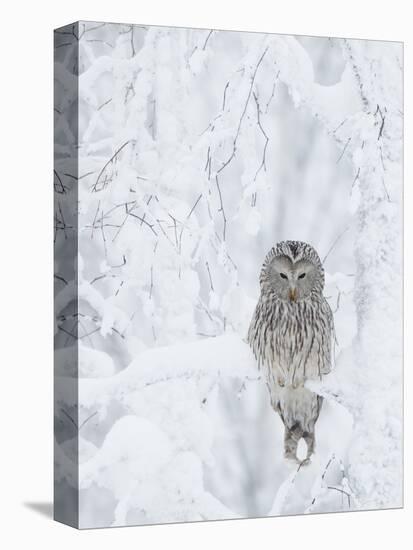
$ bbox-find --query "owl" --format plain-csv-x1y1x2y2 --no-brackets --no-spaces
247,240,334,463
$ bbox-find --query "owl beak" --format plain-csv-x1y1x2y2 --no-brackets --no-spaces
289,288,297,302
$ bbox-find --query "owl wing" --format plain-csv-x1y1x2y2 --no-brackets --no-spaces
291,298,334,384
300,297,334,381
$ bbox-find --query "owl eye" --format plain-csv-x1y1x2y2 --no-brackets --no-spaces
279,273,288,279
298,273,306,279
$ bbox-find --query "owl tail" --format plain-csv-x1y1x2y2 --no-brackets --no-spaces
288,422,304,441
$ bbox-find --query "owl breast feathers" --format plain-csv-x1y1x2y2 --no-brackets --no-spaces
247,240,334,461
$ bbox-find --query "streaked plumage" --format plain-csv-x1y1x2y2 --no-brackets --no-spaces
247,240,334,462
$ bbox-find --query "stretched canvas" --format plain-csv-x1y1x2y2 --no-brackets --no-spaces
54,21,403,529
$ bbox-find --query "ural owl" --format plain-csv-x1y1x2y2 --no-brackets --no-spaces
247,241,334,463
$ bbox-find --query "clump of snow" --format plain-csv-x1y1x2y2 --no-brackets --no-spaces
55,345,116,377
79,345,116,377
75,334,257,526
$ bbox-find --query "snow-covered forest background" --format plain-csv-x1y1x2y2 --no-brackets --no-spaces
54,22,403,528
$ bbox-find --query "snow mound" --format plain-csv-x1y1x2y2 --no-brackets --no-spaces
74,334,258,527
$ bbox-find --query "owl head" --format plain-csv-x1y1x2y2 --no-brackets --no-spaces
260,240,324,302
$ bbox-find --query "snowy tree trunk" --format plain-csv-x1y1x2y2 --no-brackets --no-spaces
343,41,403,509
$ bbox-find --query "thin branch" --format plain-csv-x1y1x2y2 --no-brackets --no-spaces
130,25,136,57
127,204,158,235
54,170,66,194
381,176,391,202
252,91,269,182
206,261,214,291
322,227,349,265
336,137,351,164
54,274,68,286
91,140,131,192
375,104,385,140
178,194,203,252
332,118,348,134
265,71,280,113
327,485,352,507
351,167,360,190
377,116,385,140
64,171,95,181
111,255,127,269
79,411,98,431
91,201,100,240
60,408,77,429
222,81,229,111
97,98,112,111
114,280,124,297
333,287,342,314
217,46,269,174
215,176,227,241
204,146,212,179
202,30,214,50
168,214,180,247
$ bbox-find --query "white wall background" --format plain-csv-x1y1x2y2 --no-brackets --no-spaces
0,0,410,548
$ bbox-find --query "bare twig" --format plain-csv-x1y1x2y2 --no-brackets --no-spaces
54,170,66,194
252,91,269,182
127,204,158,235
97,98,112,111
222,81,229,111
381,176,391,202
333,287,342,314
204,146,212,179
64,171,95,181
206,261,214,291
375,104,385,140
351,167,360,190
327,486,351,507
217,46,269,174
322,227,349,265
130,25,136,57
79,411,98,431
265,71,280,113
336,137,351,164
215,176,227,241
378,116,385,140
54,274,68,286
202,30,214,50
178,194,203,252
60,408,77,429
91,140,131,192
332,118,348,134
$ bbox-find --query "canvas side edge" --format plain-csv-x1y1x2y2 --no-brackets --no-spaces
53,21,80,529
